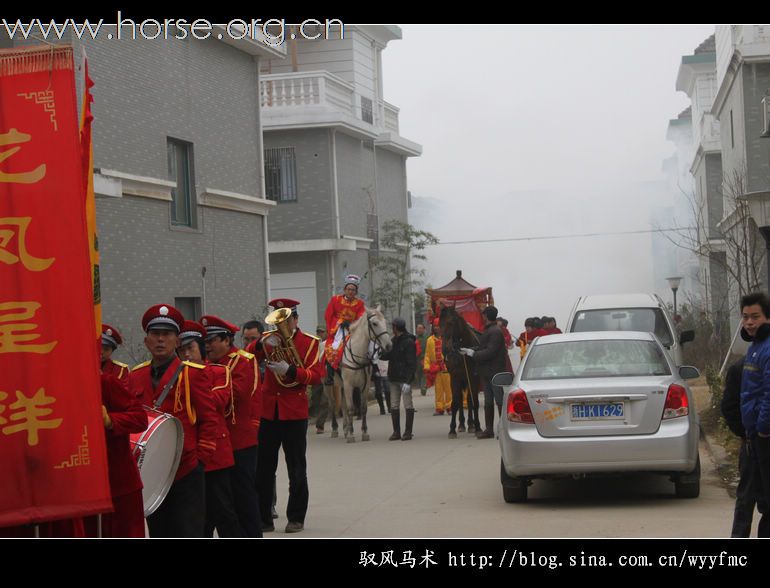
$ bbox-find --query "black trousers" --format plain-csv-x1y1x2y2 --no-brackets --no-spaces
257,418,309,526
731,440,756,537
747,436,770,537
231,445,262,537
204,467,244,538
147,463,205,538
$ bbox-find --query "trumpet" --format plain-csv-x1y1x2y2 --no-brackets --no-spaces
264,307,304,368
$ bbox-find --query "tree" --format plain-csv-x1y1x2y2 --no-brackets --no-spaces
658,163,765,318
369,220,439,320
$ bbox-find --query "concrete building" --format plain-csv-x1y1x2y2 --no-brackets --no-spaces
661,106,700,308
675,34,729,331
258,25,422,332
712,26,770,333
4,30,286,363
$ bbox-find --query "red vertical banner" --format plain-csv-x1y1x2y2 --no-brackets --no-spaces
0,45,111,526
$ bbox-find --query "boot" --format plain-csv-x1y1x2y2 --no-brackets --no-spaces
402,408,415,441
476,405,495,439
389,411,401,440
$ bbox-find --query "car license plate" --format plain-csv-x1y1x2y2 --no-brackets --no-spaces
570,402,624,420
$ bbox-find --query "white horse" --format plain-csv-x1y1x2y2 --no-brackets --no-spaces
331,306,392,443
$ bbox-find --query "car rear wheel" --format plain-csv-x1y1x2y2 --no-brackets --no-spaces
501,460,528,503
673,456,700,498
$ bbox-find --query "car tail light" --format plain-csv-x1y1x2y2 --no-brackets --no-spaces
663,384,689,420
507,389,534,424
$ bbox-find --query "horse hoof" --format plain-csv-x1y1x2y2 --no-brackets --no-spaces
458,425,466,433
347,436,355,443
467,425,475,433
331,431,339,438
362,433,370,442
448,431,457,439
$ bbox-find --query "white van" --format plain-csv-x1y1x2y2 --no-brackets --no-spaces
565,293,695,366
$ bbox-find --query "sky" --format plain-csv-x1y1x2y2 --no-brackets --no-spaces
380,24,715,332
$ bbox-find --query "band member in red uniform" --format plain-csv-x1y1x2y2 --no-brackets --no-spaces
83,324,146,537
178,320,243,538
251,298,324,533
201,314,261,538
323,274,366,378
129,304,219,538
101,324,131,381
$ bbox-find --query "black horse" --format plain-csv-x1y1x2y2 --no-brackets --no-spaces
439,306,482,437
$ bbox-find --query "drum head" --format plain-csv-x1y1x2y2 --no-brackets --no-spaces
139,414,184,517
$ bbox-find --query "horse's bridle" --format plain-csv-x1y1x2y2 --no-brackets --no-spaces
342,313,390,370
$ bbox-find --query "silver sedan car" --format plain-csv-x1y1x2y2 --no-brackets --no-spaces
496,331,700,503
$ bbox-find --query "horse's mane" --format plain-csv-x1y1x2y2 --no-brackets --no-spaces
439,306,479,346
349,306,381,332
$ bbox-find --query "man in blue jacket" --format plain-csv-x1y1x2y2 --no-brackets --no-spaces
740,291,770,537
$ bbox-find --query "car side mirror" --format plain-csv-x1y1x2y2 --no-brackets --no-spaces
678,366,700,380
492,372,514,387
679,330,695,345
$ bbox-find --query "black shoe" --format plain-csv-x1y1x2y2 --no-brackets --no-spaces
285,521,304,533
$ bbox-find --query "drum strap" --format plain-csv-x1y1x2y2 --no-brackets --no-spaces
153,361,186,410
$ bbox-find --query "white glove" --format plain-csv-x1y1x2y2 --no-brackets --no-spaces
401,382,410,395
262,334,280,348
267,360,290,376
459,347,475,357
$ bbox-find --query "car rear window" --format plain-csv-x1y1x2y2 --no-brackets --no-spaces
571,308,673,346
521,339,671,380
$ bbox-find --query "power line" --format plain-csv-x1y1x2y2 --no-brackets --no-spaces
429,227,694,246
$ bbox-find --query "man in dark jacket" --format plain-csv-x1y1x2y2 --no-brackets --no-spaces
381,317,417,441
461,305,507,439
721,356,759,537
740,291,770,537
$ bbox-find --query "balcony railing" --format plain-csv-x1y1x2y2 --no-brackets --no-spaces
260,71,400,133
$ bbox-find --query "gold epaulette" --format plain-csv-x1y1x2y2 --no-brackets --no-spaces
183,360,206,369
131,360,151,371
113,360,129,369
228,351,239,359
237,349,255,360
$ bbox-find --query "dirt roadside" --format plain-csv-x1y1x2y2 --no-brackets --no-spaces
691,376,741,498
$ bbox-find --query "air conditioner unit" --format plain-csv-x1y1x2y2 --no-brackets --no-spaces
762,96,770,138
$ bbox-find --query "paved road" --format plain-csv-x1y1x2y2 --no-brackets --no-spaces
268,389,736,538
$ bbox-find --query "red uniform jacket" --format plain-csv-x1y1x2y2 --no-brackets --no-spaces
501,327,513,349
103,358,130,381
254,330,324,421
211,346,260,451
203,363,235,472
129,357,219,480
101,362,145,497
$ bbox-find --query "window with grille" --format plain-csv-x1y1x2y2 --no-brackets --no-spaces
361,96,373,124
264,147,298,202
167,138,196,227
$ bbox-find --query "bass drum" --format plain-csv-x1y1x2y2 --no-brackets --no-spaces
129,409,184,517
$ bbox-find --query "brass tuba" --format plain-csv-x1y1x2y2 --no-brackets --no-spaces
263,307,304,368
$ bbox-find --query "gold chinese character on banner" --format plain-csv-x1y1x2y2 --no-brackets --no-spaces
0,128,46,184
1,388,62,446
0,217,54,271
0,391,7,425
0,301,57,354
